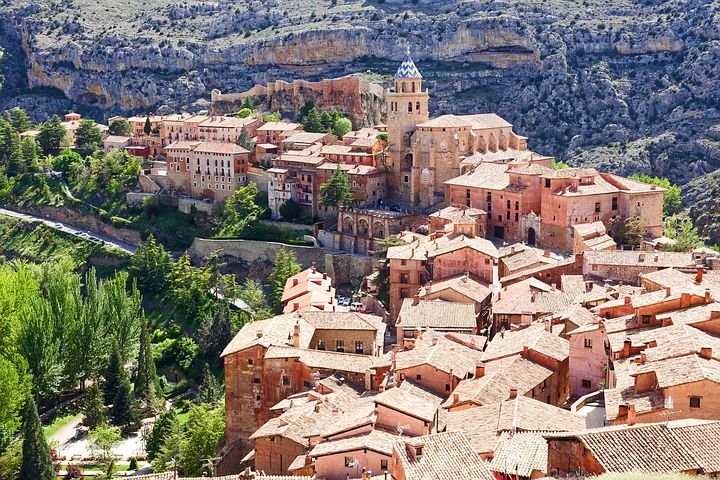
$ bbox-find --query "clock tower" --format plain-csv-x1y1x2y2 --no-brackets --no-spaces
385,49,429,204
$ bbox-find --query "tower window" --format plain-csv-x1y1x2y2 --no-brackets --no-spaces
412,82,416,93
416,101,420,112
408,102,413,113
401,83,406,93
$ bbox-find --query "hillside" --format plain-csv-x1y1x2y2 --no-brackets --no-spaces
1,0,720,240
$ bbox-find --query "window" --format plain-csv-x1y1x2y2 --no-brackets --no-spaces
256,394,261,401
515,201,519,210
445,383,451,392
415,374,422,381
584,339,593,349
545,178,551,188
515,212,519,222
582,379,592,389
400,288,409,298
641,315,651,325
404,175,409,183
498,215,503,222
466,189,471,198
592,264,598,272
612,197,618,210
690,396,701,408
408,102,413,113
400,273,409,284
317,340,325,350
595,202,601,213
485,258,490,265
355,341,364,354
507,200,511,209
336,340,345,353
253,376,261,384
247,359,254,366
506,211,510,220
282,376,290,386
345,457,354,467
381,459,388,470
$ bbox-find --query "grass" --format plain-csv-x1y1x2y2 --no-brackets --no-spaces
0,214,131,270
43,414,78,438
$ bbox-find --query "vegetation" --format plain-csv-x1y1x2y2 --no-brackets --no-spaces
108,119,133,137
37,115,67,154
74,119,104,156
371,235,407,307
219,182,265,237
608,215,645,247
629,174,681,217
552,159,570,170
663,214,703,251
20,399,55,480
268,248,302,313
319,165,353,207
300,102,353,138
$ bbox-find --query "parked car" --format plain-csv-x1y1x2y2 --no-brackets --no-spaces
350,302,365,312
341,298,352,307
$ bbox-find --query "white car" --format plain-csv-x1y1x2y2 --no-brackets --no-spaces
341,298,352,307
349,302,365,312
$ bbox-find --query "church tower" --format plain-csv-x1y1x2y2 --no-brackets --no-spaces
386,50,429,203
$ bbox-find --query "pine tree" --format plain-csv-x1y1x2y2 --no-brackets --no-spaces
145,409,179,461
198,303,233,372
319,165,353,207
319,111,333,132
37,115,67,154
108,119,133,137
198,363,221,405
104,343,125,405
83,383,107,429
144,117,152,136
19,137,40,173
129,234,172,295
3,107,32,133
268,248,302,313
111,378,138,435
134,319,160,414
0,119,21,173
74,119,103,156
302,107,324,133
19,398,55,480
236,126,255,151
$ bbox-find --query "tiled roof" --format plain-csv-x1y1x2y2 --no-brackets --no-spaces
396,299,477,331
257,121,301,131
500,248,558,274
393,431,494,480
426,234,501,259
429,205,487,224
444,162,510,189
418,274,492,305
444,332,488,351
283,132,328,144
482,323,569,362
493,279,572,317
394,331,480,378
641,268,720,299
668,421,720,473
394,54,422,79
374,380,443,423
539,167,598,179
447,355,553,407
489,431,549,477
584,250,695,268
298,349,377,374
310,430,403,457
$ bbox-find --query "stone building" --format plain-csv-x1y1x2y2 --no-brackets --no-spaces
165,141,249,202
331,207,426,255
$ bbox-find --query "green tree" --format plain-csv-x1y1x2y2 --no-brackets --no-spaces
319,165,353,207
236,108,252,118
166,252,213,326
371,235,408,307
134,320,160,414
19,296,63,400
262,112,281,122
108,119,133,137
629,174,681,217
0,356,30,453
236,126,255,151
151,415,183,473
299,100,315,118
88,425,121,479
103,272,142,362
663,214,703,252
279,198,301,222
320,111,333,132
0,119,21,174
197,303,234,372
552,159,570,170
177,404,224,476
103,343,125,405
18,137,40,173
129,235,172,295
376,133,388,143
238,279,273,320
3,108,32,133
332,117,352,138
268,248,302,313
74,119,103,155
198,363,222,404
82,383,107,430
145,409,179,462
0,441,22,480
110,378,138,435
37,115,67,154
51,148,84,175
19,398,54,480
302,107,324,133
219,182,265,236
143,117,152,136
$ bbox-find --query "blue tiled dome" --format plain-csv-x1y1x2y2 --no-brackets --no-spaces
394,53,422,79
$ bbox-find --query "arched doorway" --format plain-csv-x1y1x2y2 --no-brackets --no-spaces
527,227,536,246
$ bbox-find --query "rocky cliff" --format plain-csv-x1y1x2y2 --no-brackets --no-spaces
2,0,720,240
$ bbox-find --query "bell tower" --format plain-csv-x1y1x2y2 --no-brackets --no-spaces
386,49,429,203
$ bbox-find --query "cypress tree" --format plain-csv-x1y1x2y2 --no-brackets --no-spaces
83,383,107,429
134,319,160,413
104,343,125,405
198,363,221,404
19,398,55,480
111,378,138,435
144,117,152,136
145,409,178,461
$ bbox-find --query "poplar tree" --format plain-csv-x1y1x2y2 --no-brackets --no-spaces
143,117,152,136
104,343,124,405
19,399,55,480
268,248,301,313
134,320,160,414
111,378,138,435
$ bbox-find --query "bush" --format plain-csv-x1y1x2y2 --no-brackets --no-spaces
128,457,138,470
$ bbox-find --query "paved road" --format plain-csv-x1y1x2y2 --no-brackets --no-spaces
0,207,136,255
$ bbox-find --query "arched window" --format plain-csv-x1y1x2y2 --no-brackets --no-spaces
408,102,413,113
412,82,416,93
416,101,421,112
401,83,406,93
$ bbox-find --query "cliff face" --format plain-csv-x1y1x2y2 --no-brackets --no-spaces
2,0,720,239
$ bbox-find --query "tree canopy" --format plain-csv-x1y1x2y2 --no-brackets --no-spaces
268,248,302,313
108,119,133,137
319,165,353,207
37,115,66,154
74,119,103,156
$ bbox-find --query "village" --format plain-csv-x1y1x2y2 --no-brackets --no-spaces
12,53,720,480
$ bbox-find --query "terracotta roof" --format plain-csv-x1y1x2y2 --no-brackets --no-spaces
584,250,694,268
668,421,720,473
641,268,720,299
489,431,549,477
429,205,487,224
283,132,329,144
277,153,327,166
493,278,571,318
444,162,510,189
387,232,499,261
257,121,301,131
104,135,131,143
298,349,377,374
540,167,598,179
444,332,488,351
397,299,477,331
482,323,569,362
394,331,480,378
199,116,257,128
500,248,559,274
447,355,553,407
310,429,403,457
418,274,492,305
374,380,443,423
393,431,495,480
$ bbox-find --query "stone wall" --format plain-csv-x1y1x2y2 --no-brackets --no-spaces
324,252,376,289
126,192,156,206
11,205,142,245
178,198,214,214
247,166,268,192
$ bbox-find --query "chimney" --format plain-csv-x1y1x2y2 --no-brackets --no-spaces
453,393,459,404
432,336,438,346
623,338,631,358
362,468,368,480
543,250,551,257
522,345,529,358
627,404,636,425
293,278,299,286
681,292,691,308
700,347,713,360
639,353,647,364
509,387,518,399
293,322,300,348
256,329,264,338
705,289,711,304
696,267,704,284
331,407,339,417
624,296,631,305
323,273,327,280
497,291,502,301
618,403,629,418
413,294,420,306
665,287,671,298
475,362,485,378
